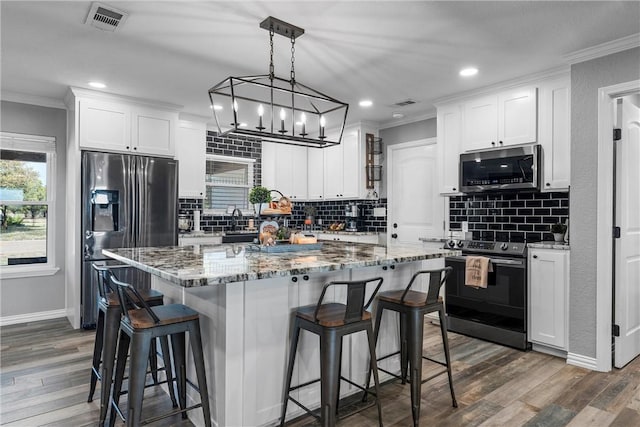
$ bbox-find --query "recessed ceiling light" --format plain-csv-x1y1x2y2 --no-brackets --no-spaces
392,112,404,119
359,99,373,107
88,81,106,89
459,67,478,77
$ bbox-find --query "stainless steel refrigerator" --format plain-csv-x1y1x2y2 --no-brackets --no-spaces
81,151,178,328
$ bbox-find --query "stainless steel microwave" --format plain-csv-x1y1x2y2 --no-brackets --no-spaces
459,145,540,193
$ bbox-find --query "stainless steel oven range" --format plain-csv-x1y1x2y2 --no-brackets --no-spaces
443,239,530,350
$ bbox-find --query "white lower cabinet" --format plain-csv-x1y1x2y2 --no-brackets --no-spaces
528,248,569,353
178,235,222,246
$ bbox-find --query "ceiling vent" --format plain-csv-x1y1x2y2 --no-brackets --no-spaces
393,99,418,107
85,2,128,32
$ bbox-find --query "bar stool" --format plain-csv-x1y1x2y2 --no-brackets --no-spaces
280,277,384,427
108,275,212,427
365,267,456,427
87,264,177,427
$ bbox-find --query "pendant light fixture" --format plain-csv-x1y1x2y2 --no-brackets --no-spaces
208,16,349,148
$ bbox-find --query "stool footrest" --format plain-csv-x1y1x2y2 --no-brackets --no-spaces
141,403,203,425
377,350,401,363
422,354,447,367
288,377,320,393
286,396,321,421
420,368,449,385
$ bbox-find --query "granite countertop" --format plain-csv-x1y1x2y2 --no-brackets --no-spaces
317,230,379,236
103,242,460,288
528,242,571,250
418,237,448,243
178,231,224,238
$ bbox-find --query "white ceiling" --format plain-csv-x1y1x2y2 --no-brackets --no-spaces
1,1,639,126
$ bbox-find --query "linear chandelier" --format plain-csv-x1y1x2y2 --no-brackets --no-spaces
208,16,349,148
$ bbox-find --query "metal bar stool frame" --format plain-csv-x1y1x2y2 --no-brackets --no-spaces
87,264,177,427
364,267,457,427
280,277,385,427
108,275,212,427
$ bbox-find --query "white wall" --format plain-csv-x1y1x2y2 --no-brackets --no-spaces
0,101,67,319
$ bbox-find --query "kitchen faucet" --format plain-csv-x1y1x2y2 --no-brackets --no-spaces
231,208,243,231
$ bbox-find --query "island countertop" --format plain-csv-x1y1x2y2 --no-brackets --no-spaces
103,242,460,288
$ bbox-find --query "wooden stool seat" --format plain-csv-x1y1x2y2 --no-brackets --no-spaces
297,303,372,327
104,288,164,307
378,289,432,307
125,304,200,329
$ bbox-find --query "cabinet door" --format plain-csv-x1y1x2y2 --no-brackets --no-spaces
261,141,277,190
539,78,570,191
289,144,308,200
323,138,344,199
79,99,131,152
132,107,176,157
307,147,324,200
462,95,498,151
498,86,537,146
438,104,462,194
341,130,361,199
176,121,206,198
529,249,568,349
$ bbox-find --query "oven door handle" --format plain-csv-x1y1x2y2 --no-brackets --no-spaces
447,255,525,267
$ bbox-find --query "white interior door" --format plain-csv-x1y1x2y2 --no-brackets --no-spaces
387,138,444,245
614,93,640,368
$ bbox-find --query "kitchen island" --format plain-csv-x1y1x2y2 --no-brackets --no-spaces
103,241,459,427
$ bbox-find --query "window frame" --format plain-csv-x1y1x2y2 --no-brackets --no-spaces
203,154,255,216
0,132,59,278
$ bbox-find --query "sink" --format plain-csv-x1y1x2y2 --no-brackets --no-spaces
222,232,258,243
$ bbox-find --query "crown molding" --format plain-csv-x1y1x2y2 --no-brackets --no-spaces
564,33,640,65
67,87,183,111
433,66,570,107
1,91,67,110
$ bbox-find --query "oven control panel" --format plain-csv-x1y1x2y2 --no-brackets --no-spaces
444,240,526,257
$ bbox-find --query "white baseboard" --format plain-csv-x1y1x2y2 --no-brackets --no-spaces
567,352,599,371
0,309,67,327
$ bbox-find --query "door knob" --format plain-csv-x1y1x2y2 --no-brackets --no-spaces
391,233,398,239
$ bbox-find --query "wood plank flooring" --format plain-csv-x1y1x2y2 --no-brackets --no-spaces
1,317,639,426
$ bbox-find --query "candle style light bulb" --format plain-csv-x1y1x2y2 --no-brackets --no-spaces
300,112,307,136
319,115,326,139
257,104,265,130
230,100,239,127
279,108,287,134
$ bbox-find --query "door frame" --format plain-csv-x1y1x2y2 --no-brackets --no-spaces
595,80,640,371
386,137,440,246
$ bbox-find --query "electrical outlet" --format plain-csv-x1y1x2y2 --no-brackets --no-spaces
373,207,385,217
462,221,469,232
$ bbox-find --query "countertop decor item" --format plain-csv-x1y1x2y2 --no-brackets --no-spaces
249,186,271,215
208,16,348,148
550,223,567,243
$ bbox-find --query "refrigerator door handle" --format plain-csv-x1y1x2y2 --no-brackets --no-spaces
130,156,137,247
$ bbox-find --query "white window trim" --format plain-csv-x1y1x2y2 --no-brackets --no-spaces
204,154,255,216
0,132,58,278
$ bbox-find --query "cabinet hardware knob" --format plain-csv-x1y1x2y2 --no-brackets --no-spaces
126,146,130,149
393,223,398,228
391,233,398,238
303,275,309,281
453,188,457,191
546,183,551,186
390,265,395,270
133,147,137,150
291,276,298,282
491,141,496,146
499,141,503,145
382,266,388,271
532,255,538,259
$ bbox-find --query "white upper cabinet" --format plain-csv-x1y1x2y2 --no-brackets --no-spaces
76,92,178,157
261,142,308,200
262,123,374,201
538,76,570,191
79,98,132,152
131,107,176,157
437,104,462,194
307,147,324,200
462,86,537,151
176,120,206,198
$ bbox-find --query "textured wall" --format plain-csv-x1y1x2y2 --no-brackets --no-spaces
0,101,67,317
569,47,640,358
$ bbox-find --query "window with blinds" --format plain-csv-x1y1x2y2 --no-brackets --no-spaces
204,155,255,213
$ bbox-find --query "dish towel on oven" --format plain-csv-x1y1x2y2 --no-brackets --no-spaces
465,256,493,288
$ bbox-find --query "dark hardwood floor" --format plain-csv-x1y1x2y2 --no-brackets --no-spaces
1,317,639,426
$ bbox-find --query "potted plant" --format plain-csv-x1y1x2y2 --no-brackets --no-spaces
550,223,567,243
249,186,271,215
